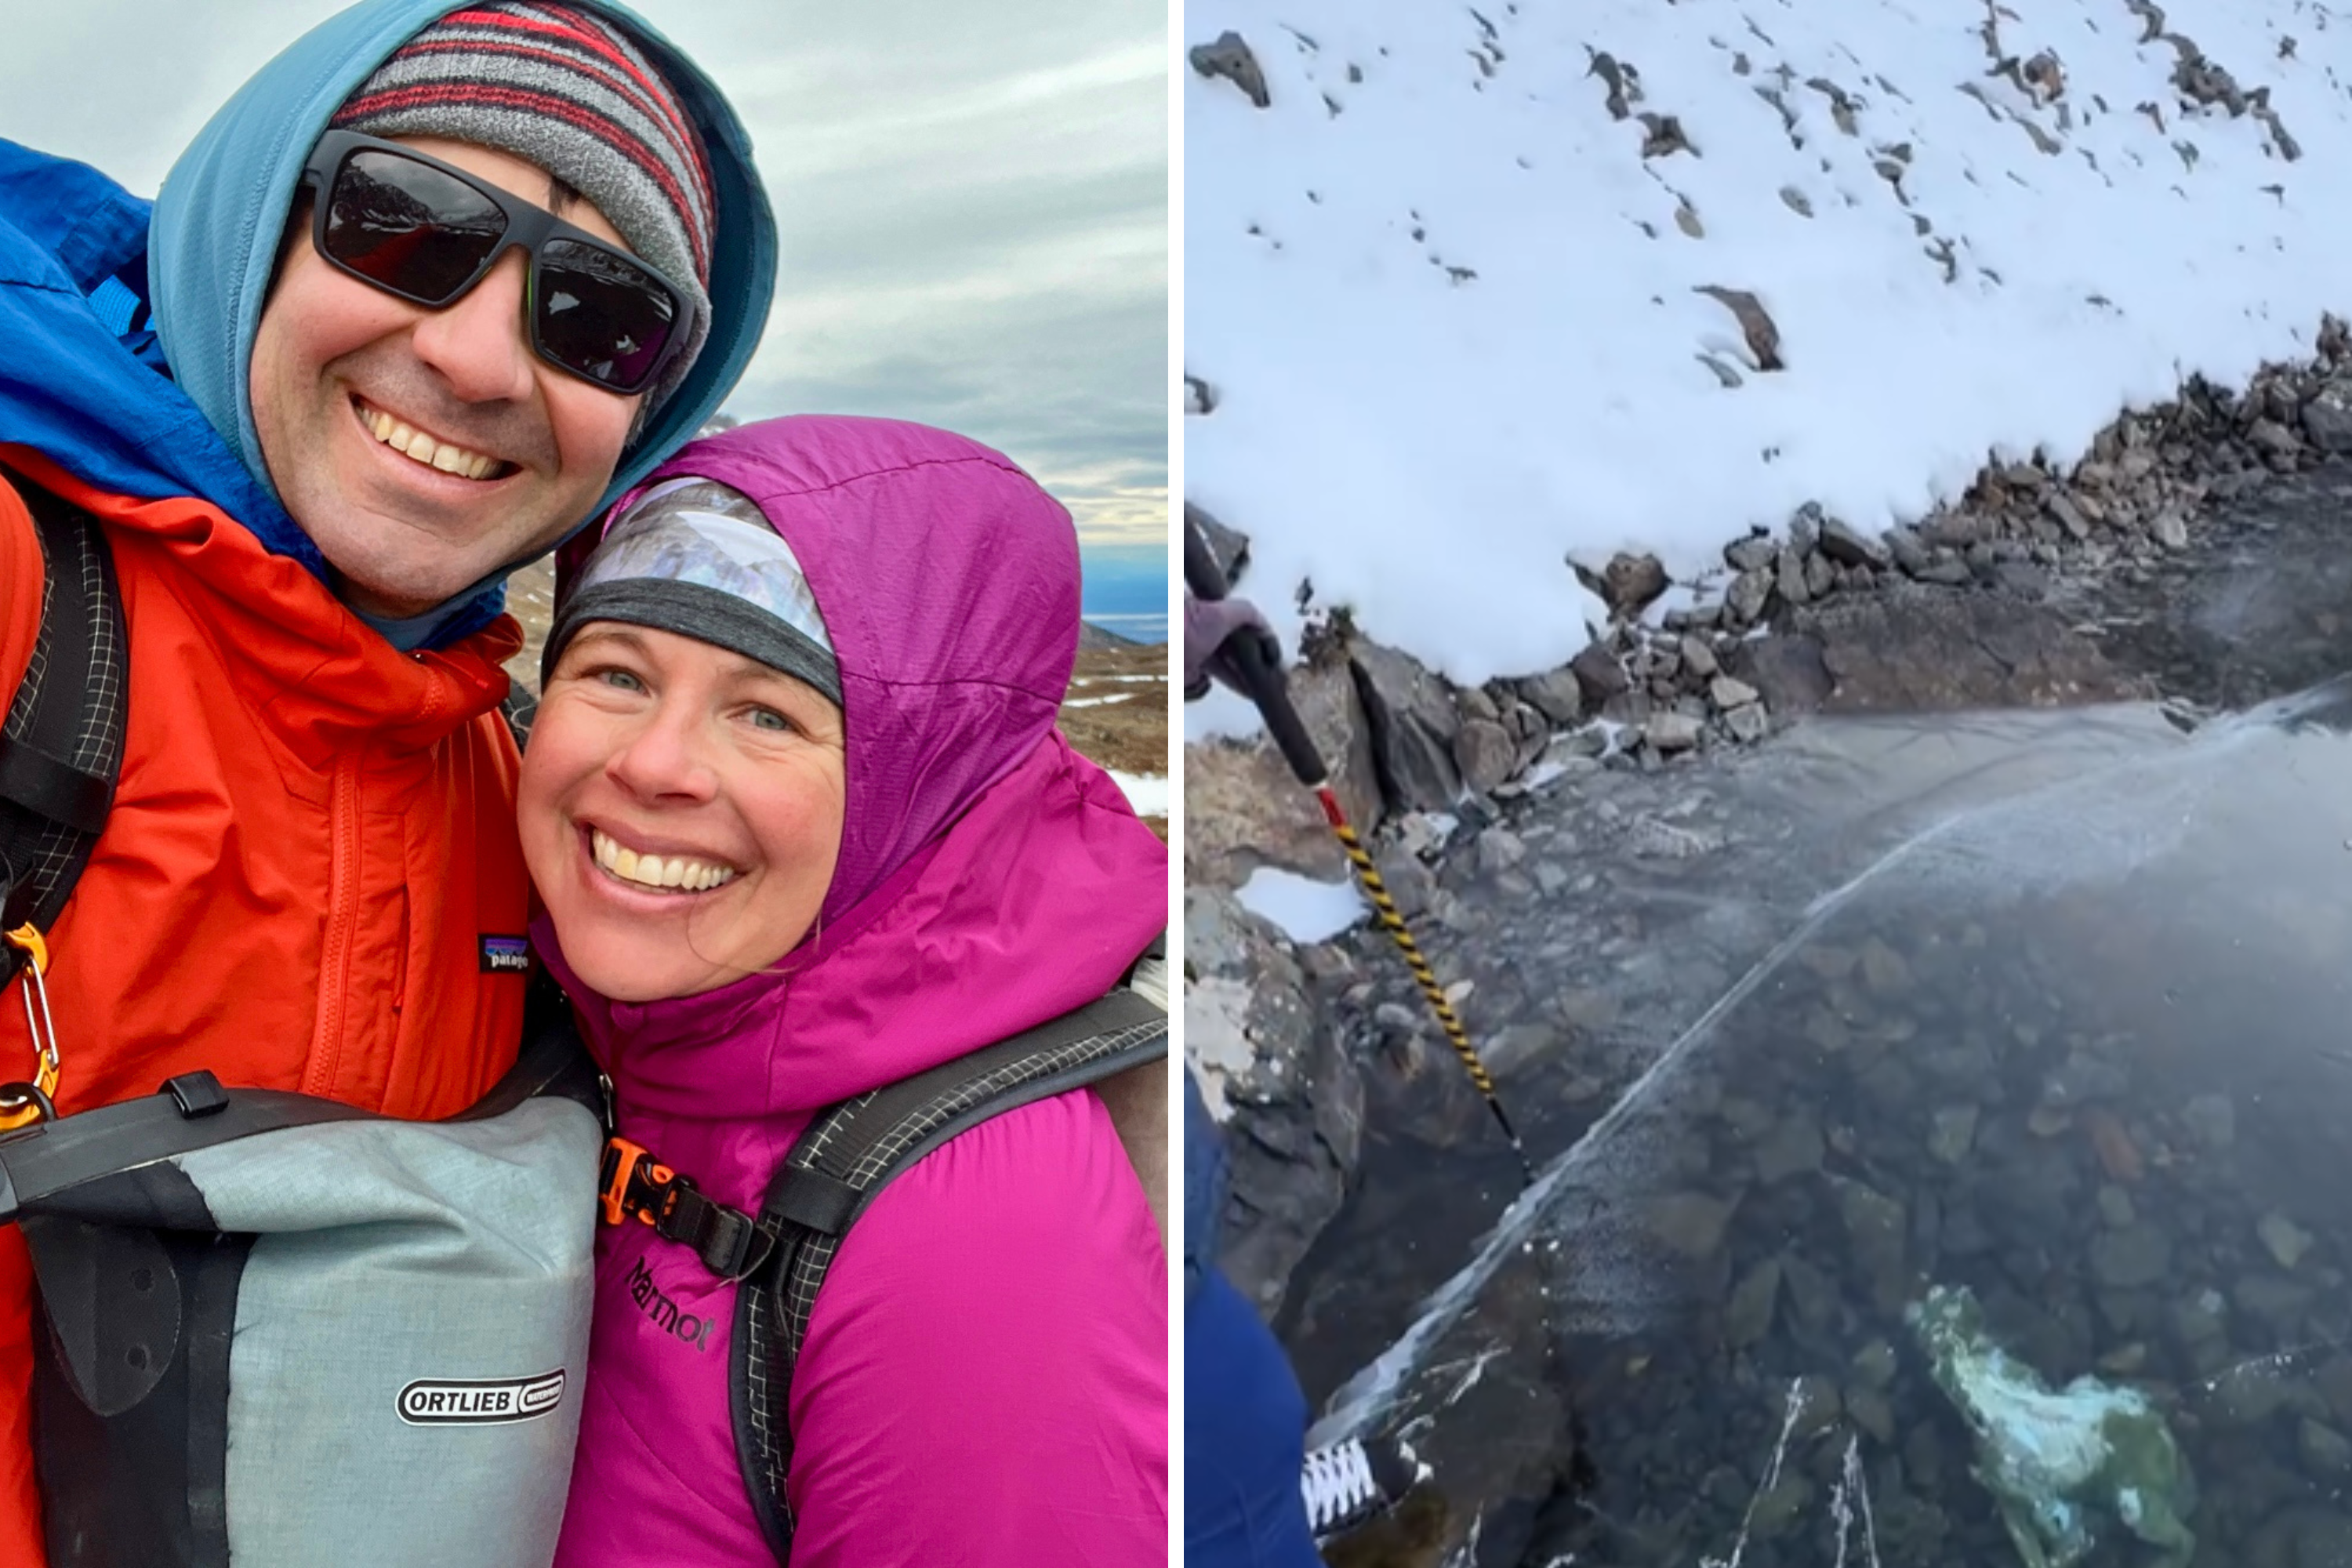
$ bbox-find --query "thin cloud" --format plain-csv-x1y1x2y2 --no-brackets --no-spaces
0,0,1167,557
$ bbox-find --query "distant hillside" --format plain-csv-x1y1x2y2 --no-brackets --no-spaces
1080,620,1141,652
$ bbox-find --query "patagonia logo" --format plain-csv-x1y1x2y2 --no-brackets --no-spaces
627,1254,717,1352
480,935,531,974
397,1370,567,1425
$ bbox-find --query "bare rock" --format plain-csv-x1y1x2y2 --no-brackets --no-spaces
1884,524,1931,577
1728,635,1834,714
1775,546,1811,608
1183,656,1382,887
1726,567,1774,624
2305,381,2352,452
1817,516,1890,569
1350,637,1464,814
1185,887,1361,1315
1184,501,1251,587
1570,641,1632,707
1454,717,1518,796
1792,585,2142,710
1710,675,1761,710
1515,667,1587,725
1693,285,1784,371
1644,711,1704,753
1574,551,1671,618
1189,31,1271,107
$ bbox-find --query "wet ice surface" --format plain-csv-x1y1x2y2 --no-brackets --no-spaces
1296,682,2352,1568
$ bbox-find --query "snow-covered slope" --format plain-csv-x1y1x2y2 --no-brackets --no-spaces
1187,0,2349,684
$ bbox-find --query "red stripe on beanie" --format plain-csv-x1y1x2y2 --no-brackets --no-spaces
337,81,708,277
438,4,712,194
379,34,712,214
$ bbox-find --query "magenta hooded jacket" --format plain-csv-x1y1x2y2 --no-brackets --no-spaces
539,416,1169,1566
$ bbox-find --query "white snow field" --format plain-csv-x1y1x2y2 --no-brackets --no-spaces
1187,0,2348,687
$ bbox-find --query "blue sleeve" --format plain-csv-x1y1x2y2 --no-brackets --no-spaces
1184,1269,1323,1568
1183,1065,1229,1302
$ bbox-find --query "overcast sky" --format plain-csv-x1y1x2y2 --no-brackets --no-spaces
0,0,1169,615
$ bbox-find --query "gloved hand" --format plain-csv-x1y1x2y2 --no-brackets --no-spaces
1183,590,1280,702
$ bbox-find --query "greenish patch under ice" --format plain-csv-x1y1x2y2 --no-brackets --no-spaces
1908,1283,2194,1568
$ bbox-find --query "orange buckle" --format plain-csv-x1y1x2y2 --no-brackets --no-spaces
598,1135,673,1227
1,925,60,1134
5,926,47,977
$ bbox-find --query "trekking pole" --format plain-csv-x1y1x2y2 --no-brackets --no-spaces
1184,509,1534,1185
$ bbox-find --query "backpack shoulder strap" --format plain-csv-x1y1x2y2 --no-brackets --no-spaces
0,478,126,989
729,982,1168,1562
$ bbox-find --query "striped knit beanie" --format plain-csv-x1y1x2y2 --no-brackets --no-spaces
331,2,717,412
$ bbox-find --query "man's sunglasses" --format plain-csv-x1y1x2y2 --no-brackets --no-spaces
299,129,697,396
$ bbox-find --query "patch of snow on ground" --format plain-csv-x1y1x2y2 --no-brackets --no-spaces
1062,695,1136,709
1189,0,2342,683
1109,771,1171,816
1236,866,1370,942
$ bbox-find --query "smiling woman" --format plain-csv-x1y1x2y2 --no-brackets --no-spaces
524,415,1169,1568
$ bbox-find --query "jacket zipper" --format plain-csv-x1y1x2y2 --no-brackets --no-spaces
302,748,365,1098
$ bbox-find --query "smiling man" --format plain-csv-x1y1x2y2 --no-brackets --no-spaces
0,2,774,1559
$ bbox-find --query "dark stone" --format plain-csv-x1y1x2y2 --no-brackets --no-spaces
1349,637,1464,813
1574,552,1671,618
1517,667,1586,725
1570,642,1631,707
1454,717,1517,796
1726,567,1773,624
1817,517,1890,569
1184,501,1251,587
1775,546,1811,608
2304,382,2352,453
1185,887,1362,1315
1725,534,1778,572
1784,583,2143,711
1727,634,1834,715
1189,31,1272,107
1885,524,1931,576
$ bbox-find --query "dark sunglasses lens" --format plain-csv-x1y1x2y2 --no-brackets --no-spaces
536,238,679,391
324,150,506,303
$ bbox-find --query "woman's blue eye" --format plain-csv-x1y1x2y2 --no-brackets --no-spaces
597,668,645,693
748,707,792,733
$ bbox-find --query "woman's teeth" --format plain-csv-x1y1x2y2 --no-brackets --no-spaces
592,829,736,893
360,402,500,480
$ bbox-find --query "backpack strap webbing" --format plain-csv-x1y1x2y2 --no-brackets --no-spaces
728,983,1169,1563
0,480,125,991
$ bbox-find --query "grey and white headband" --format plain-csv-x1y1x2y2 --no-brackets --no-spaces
544,477,840,704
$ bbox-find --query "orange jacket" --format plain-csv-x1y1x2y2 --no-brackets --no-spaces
0,446,531,1562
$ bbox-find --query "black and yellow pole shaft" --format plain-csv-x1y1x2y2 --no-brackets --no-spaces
1185,507,1534,1185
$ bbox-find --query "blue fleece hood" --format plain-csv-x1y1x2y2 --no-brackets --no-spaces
0,0,775,650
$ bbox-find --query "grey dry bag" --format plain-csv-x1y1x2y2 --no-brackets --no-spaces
0,997,605,1568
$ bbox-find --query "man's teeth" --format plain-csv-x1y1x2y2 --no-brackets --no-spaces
591,829,737,892
360,404,499,480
